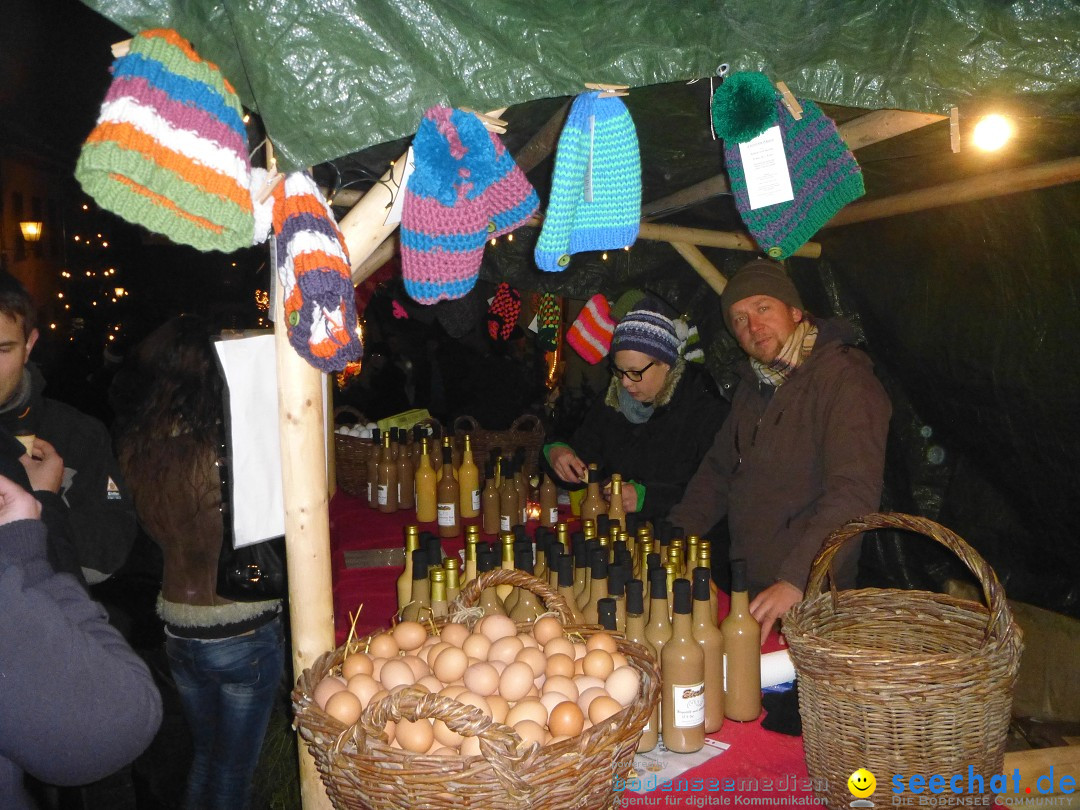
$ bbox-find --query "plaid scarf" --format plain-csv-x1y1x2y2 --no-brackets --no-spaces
751,319,818,387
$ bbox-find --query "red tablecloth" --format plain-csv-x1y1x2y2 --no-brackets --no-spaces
328,490,815,808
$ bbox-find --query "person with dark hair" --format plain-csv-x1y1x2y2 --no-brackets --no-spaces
115,315,284,810
0,270,136,586
545,297,728,521
668,258,892,640
0,471,162,810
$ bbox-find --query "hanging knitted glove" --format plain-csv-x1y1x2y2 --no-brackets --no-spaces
566,293,616,364
487,282,522,341
536,293,562,351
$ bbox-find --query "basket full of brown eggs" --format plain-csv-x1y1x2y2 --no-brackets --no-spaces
292,567,661,810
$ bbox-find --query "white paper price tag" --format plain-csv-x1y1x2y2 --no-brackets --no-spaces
738,125,795,210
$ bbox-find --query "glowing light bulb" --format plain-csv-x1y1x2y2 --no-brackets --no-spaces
490,238,497,246
507,233,514,242
601,252,609,260
973,114,1012,151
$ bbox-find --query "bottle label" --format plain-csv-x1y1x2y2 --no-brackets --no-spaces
548,507,558,524
500,515,510,532
377,483,388,506
368,481,372,501
438,502,456,527
471,490,480,511
671,681,706,728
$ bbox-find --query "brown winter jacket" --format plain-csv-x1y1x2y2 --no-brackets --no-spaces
668,319,891,595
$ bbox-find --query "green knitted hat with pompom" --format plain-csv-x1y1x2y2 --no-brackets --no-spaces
710,71,778,143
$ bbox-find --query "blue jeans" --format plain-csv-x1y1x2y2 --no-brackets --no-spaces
166,616,285,810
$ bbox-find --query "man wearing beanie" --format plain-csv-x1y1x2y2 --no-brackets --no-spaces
544,297,727,521
668,258,891,640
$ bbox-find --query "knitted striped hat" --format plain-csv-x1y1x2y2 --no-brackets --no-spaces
272,172,363,372
566,294,616,364
402,107,538,304
610,297,682,367
75,29,254,253
534,92,641,271
713,73,864,260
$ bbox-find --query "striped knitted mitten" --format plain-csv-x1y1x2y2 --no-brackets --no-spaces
566,294,616,364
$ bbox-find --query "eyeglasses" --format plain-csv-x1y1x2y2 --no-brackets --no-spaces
609,361,656,382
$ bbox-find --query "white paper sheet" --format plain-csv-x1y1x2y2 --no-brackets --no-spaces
213,334,285,547
738,125,795,210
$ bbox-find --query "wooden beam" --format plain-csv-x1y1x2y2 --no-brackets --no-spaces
638,221,822,258
639,109,946,221
351,234,397,286
838,109,947,151
669,242,728,296
824,156,1080,229
513,100,571,174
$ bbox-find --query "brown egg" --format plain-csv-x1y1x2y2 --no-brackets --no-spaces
382,719,396,745
611,652,629,669
417,675,444,694
395,717,435,753
401,655,430,681
543,637,575,660
367,632,400,658
605,666,641,707
515,647,548,679
513,719,546,750
582,649,615,680
531,616,565,646
439,622,470,648
341,653,374,680
370,657,387,681
324,690,363,726
459,735,482,757
572,642,588,660
548,734,572,745
504,698,547,728
486,694,509,724
585,632,617,654
541,675,578,702
421,641,451,665
547,700,585,737
498,661,535,702
439,684,468,700
392,621,428,652
487,635,525,665
588,695,623,724
573,675,605,695
461,633,492,660
463,662,500,696
432,646,469,684
545,652,575,680
346,673,381,708
540,690,570,716
313,675,347,709
380,659,416,691
477,614,517,642
517,632,539,649
456,691,492,717
431,746,459,756
577,686,609,715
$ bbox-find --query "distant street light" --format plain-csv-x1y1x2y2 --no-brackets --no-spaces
20,221,43,242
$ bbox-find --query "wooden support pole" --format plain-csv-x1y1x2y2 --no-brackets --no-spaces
838,109,948,151
351,235,397,286
275,294,335,810
638,221,822,258
513,100,571,174
641,175,731,219
669,242,728,296
824,156,1080,229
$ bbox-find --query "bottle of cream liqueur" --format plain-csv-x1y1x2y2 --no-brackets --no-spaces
661,578,705,753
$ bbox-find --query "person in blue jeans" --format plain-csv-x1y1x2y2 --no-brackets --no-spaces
116,315,285,810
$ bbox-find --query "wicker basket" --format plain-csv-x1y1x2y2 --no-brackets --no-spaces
293,568,660,810
453,414,546,471
334,409,443,498
784,512,1023,810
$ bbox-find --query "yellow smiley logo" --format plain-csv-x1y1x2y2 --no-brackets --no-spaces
848,768,877,798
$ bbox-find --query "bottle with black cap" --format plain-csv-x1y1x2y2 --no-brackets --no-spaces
401,548,429,622
481,461,500,535
396,428,415,510
436,444,460,537
597,597,618,632
661,578,705,753
721,558,762,721
539,472,558,527
583,548,609,625
557,554,586,624
477,548,506,615
644,551,662,623
692,567,725,732
645,566,672,664
533,530,549,580
509,547,542,622
396,525,420,612
366,427,381,508
580,463,606,525
498,457,518,532
429,566,448,619
607,561,627,633
625,578,659,752
571,532,589,607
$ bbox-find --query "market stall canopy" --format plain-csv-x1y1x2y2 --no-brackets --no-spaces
80,0,1080,171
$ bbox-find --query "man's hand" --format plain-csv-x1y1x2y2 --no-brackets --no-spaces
20,437,64,494
621,483,638,514
749,580,803,646
548,445,588,484
0,473,43,523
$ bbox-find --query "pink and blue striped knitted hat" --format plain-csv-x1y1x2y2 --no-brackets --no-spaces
75,29,254,253
272,172,363,372
401,107,538,304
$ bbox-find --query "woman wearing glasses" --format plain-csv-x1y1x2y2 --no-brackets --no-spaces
545,298,727,521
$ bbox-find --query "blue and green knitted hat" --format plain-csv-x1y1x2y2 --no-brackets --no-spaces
534,91,641,271
712,72,865,260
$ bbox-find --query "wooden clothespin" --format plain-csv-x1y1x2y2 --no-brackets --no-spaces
585,82,630,98
256,140,283,204
949,106,961,153
775,81,803,121
111,39,131,58
460,108,508,134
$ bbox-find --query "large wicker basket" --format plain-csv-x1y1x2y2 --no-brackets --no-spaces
293,568,660,810
784,513,1023,809
453,414,545,471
